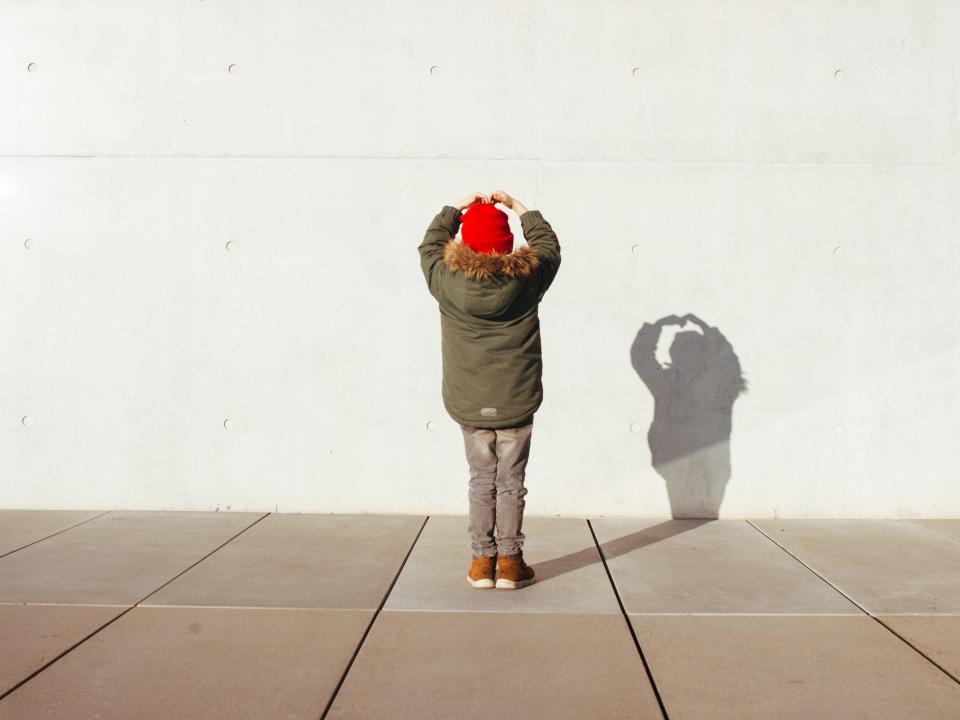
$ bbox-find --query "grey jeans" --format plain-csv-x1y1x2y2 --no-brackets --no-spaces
459,420,534,557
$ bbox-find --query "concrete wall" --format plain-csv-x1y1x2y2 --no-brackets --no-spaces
2,1,958,517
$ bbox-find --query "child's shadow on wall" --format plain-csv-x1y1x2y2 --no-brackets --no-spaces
531,314,746,583
630,313,748,519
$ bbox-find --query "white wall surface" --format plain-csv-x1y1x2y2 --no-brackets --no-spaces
2,1,958,517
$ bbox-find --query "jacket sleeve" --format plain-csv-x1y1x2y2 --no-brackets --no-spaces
520,210,561,300
418,205,462,300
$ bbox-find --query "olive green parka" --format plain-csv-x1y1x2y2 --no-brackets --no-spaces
418,204,561,429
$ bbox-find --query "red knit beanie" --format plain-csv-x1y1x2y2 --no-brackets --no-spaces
460,202,514,255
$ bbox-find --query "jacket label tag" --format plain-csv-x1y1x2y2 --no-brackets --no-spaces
480,407,498,417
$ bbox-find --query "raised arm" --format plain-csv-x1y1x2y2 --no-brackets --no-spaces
417,205,461,300
491,190,561,300
520,209,561,300
630,316,685,393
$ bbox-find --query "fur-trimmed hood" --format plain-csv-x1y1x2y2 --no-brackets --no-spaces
442,241,540,281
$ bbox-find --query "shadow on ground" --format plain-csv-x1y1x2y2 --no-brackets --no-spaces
533,519,714,583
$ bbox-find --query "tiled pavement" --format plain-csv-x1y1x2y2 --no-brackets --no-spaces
1,510,959,719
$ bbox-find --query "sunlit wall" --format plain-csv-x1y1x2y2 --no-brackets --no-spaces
2,1,958,517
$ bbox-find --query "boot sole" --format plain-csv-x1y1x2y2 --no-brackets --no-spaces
466,575,495,589
495,577,536,589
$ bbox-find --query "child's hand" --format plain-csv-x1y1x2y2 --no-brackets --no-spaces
491,190,528,216
454,192,491,210
491,189,513,208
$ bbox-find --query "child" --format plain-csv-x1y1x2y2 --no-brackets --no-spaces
418,189,561,589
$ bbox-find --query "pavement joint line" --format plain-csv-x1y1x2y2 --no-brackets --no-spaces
904,520,960,548
871,616,960,685
11,603,878,616
0,511,272,703
621,611,865,616
863,612,960,617
341,607,623,616
0,604,132,703
745,519,960,688
0,510,113,560
132,511,272,607
587,518,670,720
319,514,430,720
744,521,870,614
135,604,379,611
0,602,129,608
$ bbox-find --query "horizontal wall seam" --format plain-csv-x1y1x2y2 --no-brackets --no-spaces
0,154,958,167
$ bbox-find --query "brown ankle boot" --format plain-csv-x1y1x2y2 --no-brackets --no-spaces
466,554,496,588
495,551,536,589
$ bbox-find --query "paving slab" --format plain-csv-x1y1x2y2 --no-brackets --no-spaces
0,510,105,557
144,513,425,609
0,606,370,719
877,615,960,680
750,519,960,613
385,515,620,614
630,615,960,719
0,604,123,695
326,610,662,719
591,518,858,614
911,519,960,546
0,510,263,605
